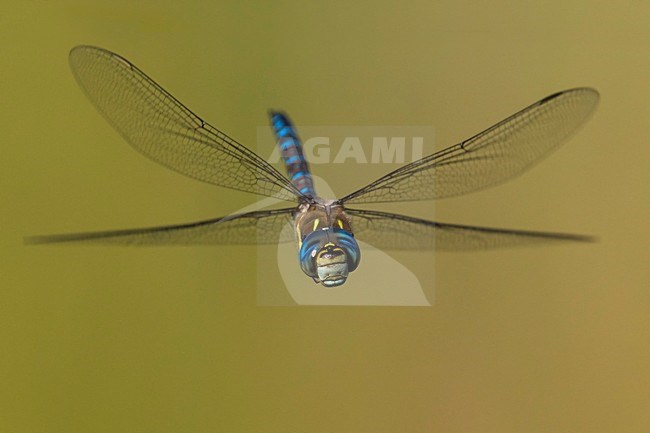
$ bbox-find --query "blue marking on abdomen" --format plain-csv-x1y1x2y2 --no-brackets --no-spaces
269,110,315,198
285,155,302,165
277,126,294,137
280,139,296,150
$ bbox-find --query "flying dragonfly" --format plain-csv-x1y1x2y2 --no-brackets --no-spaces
27,46,599,287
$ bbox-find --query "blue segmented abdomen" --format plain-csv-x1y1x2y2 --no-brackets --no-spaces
269,111,316,197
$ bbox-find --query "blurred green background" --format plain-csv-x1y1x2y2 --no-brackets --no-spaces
1,1,648,432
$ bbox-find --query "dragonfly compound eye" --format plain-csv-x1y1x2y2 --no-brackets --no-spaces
298,228,361,287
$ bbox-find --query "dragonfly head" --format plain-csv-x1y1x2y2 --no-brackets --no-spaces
300,228,361,288
314,244,350,287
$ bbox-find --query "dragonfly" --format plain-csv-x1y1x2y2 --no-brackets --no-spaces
27,45,599,287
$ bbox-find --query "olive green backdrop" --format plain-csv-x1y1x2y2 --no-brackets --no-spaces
1,1,648,432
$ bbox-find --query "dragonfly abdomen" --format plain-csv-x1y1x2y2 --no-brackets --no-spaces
269,111,315,198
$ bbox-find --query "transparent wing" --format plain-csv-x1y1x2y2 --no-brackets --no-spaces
340,88,599,204
346,209,594,251
69,45,300,201
25,208,295,245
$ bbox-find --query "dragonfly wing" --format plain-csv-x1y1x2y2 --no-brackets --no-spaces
346,209,594,251
69,46,300,201
25,208,296,245
341,88,599,204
